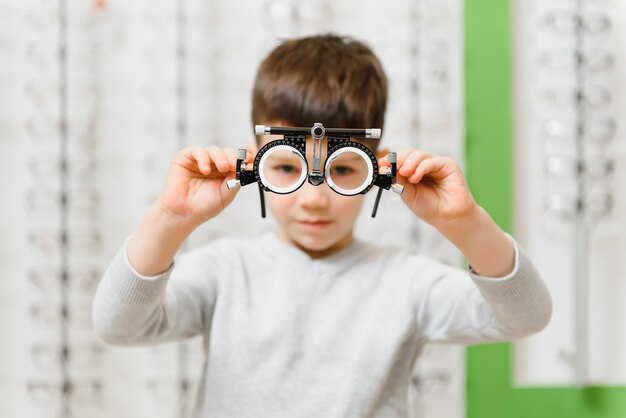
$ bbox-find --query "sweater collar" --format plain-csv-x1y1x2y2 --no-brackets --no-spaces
258,232,373,274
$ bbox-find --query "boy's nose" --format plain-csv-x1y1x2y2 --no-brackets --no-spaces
297,180,330,209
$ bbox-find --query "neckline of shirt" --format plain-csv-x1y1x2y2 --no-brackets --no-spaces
258,232,371,273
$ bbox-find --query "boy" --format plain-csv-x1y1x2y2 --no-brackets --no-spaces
93,35,551,417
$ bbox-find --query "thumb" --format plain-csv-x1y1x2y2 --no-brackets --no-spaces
395,175,419,207
218,172,241,203
246,143,258,159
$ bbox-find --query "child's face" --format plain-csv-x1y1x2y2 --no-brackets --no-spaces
258,127,366,259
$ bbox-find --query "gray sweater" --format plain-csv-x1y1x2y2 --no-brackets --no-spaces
92,233,551,418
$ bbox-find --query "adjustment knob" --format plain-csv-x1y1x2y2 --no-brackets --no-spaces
311,122,325,138
390,183,404,195
226,179,241,190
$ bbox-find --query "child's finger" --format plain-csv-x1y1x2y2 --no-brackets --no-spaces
376,154,392,168
409,156,451,184
241,146,256,171
398,149,432,178
377,153,389,173
223,148,241,172
246,144,258,162
182,145,211,174
234,148,257,171
206,146,230,172
375,147,392,168
396,147,428,164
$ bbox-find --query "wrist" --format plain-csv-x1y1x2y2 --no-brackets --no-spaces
437,204,515,277
435,202,486,239
127,202,197,277
153,199,202,235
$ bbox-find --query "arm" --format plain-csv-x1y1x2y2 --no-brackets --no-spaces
128,145,244,276
93,145,249,345
437,204,515,278
413,239,552,344
92,238,218,346
383,148,516,277
380,149,551,341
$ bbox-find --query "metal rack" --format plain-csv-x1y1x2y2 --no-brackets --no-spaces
538,0,615,386
513,0,619,386
407,0,465,416
6,0,467,415
24,0,104,416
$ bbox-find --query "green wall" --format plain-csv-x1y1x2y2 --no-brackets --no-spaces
464,0,626,417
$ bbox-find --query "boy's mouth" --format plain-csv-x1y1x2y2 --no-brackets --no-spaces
297,219,332,228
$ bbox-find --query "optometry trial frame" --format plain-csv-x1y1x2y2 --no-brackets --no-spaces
226,123,404,218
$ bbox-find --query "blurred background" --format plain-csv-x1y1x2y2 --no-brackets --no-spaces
0,0,624,417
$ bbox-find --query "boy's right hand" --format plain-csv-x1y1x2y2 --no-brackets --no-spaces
156,145,252,228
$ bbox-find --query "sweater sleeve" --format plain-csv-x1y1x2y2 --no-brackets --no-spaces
91,238,218,346
414,238,552,344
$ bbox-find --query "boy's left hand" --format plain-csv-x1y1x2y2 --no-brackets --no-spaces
379,148,478,227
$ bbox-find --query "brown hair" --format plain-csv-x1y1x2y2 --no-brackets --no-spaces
251,34,388,148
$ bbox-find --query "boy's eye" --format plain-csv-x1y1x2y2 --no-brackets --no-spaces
327,151,370,190
273,164,299,174
262,147,306,189
330,166,354,176
264,162,303,188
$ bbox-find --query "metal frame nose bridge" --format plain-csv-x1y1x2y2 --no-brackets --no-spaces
308,122,326,186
